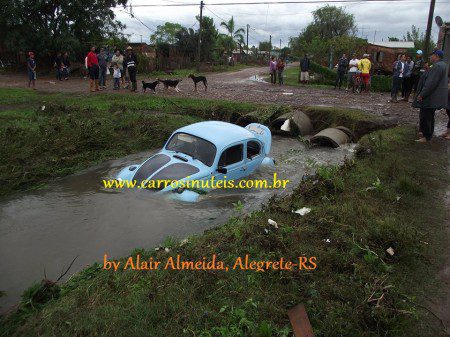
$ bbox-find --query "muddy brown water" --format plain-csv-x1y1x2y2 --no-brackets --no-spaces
0,136,355,313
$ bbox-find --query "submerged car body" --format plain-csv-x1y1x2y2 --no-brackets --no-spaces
116,121,274,201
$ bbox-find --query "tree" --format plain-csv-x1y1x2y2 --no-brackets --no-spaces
220,16,245,53
199,16,219,61
388,37,400,41
151,22,183,45
289,5,359,64
0,0,127,61
403,25,434,51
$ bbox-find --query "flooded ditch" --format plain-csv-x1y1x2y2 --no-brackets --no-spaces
0,135,355,313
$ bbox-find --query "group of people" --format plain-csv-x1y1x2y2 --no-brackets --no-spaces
53,52,71,81
332,53,372,91
85,46,138,92
269,56,286,85
389,50,427,103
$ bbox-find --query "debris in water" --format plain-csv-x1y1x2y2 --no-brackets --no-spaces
293,207,311,216
268,219,278,228
280,119,291,132
41,105,46,111
386,247,395,256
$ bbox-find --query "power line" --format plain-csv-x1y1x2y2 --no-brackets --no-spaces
125,0,444,7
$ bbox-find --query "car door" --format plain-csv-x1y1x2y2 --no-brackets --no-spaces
215,143,246,181
245,140,264,175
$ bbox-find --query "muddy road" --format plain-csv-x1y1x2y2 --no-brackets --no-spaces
2,65,447,127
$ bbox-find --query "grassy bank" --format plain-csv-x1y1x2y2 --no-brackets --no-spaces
1,125,447,336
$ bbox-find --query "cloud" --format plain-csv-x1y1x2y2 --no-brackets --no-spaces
114,0,450,46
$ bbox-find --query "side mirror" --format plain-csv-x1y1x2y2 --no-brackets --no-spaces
217,166,227,174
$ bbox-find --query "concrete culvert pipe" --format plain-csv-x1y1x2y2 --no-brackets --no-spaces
334,126,356,142
270,111,313,136
310,128,350,148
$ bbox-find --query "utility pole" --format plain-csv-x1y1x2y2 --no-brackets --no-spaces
269,34,272,63
246,24,249,65
196,1,204,72
423,0,436,59
140,35,143,44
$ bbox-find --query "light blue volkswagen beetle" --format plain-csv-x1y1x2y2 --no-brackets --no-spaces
116,121,274,202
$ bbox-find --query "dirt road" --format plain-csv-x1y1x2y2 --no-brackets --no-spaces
2,65,448,127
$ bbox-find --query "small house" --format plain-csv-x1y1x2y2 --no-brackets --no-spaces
364,41,415,74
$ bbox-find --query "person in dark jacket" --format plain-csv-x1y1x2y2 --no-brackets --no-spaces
124,46,138,92
413,50,449,142
441,69,450,140
391,54,405,103
97,48,108,89
334,54,348,89
54,52,63,81
62,52,70,80
412,50,424,94
299,54,310,84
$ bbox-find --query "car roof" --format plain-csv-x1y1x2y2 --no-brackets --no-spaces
175,121,255,146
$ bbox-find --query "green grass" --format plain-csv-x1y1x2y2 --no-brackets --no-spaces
1,125,447,337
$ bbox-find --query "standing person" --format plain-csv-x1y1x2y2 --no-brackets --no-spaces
113,63,121,90
97,48,108,90
111,49,125,88
124,46,138,92
413,50,448,142
391,54,405,103
299,54,310,84
62,52,70,80
334,53,348,89
412,50,424,94
269,56,277,85
277,57,286,85
401,55,414,101
54,52,63,81
86,46,99,92
440,69,450,140
346,53,359,91
358,54,372,92
26,52,36,90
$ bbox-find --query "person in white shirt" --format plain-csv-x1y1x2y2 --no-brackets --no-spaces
112,63,121,90
346,53,360,90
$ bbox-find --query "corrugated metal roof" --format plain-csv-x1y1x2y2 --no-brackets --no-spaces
370,41,415,49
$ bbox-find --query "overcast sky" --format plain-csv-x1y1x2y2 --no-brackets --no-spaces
113,0,450,47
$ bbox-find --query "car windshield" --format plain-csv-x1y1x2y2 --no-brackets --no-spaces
166,132,216,167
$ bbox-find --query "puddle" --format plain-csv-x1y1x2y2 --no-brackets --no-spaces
0,136,355,313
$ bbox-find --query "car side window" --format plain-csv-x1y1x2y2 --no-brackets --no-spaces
247,141,261,159
218,144,243,167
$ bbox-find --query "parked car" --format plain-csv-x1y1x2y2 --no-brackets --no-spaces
116,121,274,201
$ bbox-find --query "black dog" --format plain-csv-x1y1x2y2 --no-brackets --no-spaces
188,74,207,91
157,78,182,92
142,80,159,93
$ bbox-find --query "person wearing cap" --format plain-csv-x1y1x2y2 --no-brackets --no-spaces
413,50,448,142
412,50,424,94
86,46,99,92
124,46,138,92
358,54,371,92
26,52,36,90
